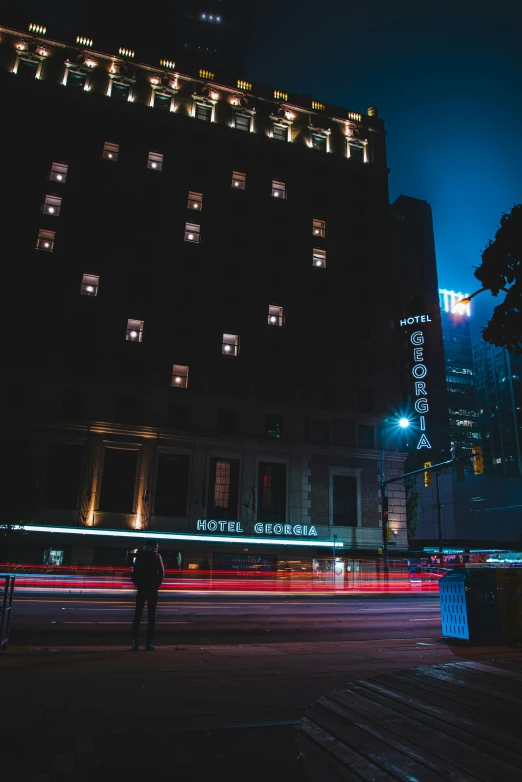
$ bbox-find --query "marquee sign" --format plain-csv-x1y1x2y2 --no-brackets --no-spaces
399,314,432,450
196,520,318,537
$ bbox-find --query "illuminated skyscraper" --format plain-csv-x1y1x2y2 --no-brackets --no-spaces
473,341,522,476
439,289,481,463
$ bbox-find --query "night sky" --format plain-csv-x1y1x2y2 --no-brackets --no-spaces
6,2,522,337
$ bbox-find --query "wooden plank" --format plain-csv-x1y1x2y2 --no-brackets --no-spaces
444,662,522,691
371,672,522,759
374,668,516,716
298,731,362,782
412,666,522,706
310,700,445,782
476,659,522,674
386,670,519,737
329,687,482,782
452,661,522,682
314,697,470,782
300,717,397,782
339,681,522,782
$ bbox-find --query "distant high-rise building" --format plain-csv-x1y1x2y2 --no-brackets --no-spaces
439,290,480,464
473,341,522,475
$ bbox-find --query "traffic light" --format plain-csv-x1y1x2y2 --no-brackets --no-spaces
472,445,484,475
423,462,432,487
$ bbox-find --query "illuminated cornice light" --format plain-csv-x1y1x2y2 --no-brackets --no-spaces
20,524,343,549
76,36,93,48
237,79,252,91
85,58,96,68
119,47,135,59
160,59,176,70
348,111,362,122
210,90,219,100
29,23,46,35
16,41,28,51
284,110,294,121
199,68,215,80
274,89,288,101
312,100,325,111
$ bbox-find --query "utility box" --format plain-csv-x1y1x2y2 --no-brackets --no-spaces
495,569,522,640
439,569,501,642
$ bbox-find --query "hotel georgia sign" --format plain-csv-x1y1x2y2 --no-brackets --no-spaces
399,314,432,451
196,520,318,536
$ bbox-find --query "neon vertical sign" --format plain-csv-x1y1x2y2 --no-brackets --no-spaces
400,315,433,450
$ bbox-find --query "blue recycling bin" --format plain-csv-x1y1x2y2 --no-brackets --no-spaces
439,568,501,642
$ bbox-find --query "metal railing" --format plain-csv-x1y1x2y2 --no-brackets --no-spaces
0,574,15,651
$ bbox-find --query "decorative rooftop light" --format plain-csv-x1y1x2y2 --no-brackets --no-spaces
76,36,93,48
237,79,252,91
312,100,325,111
29,23,46,35
274,90,288,101
199,68,215,80
119,47,135,59
160,59,176,70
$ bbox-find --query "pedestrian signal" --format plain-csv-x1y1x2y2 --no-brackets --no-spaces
472,445,484,475
423,462,432,487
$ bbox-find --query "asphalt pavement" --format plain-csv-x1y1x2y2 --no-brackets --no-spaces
4,593,521,781
11,594,441,645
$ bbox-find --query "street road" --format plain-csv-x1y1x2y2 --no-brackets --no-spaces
11,595,441,645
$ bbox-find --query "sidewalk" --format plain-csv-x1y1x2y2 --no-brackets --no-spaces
2,637,522,781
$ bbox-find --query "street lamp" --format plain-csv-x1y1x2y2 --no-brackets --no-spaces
380,416,411,564
452,286,509,313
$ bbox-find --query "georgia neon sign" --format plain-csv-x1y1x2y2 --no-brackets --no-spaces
399,315,432,450
20,524,342,548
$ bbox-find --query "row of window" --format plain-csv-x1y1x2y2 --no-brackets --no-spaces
13,54,368,162
40,158,328,260
41,442,361,527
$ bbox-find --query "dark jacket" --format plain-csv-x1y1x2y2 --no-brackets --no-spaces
132,547,165,590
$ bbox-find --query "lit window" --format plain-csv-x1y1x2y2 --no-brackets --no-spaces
313,218,326,238
112,82,130,101
213,461,231,508
195,103,212,122
272,180,286,199
313,248,326,268
188,191,203,210
272,123,288,141
234,113,251,131
126,319,144,342
222,333,239,356
348,142,365,162
311,133,326,152
232,171,246,189
68,70,86,90
153,93,172,112
42,194,62,216
185,222,201,243
171,364,189,389
103,141,119,161
268,305,284,327
80,273,99,296
49,162,68,183
36,229,55,251
147,150,163,171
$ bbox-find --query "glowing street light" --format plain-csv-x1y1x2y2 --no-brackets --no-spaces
381,416,411,563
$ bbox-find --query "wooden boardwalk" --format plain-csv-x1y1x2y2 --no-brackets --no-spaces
298,660,522,781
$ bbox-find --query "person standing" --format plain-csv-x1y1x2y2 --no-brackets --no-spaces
131,540,164,651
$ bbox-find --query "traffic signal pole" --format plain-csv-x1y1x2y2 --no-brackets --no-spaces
381,452,477,561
